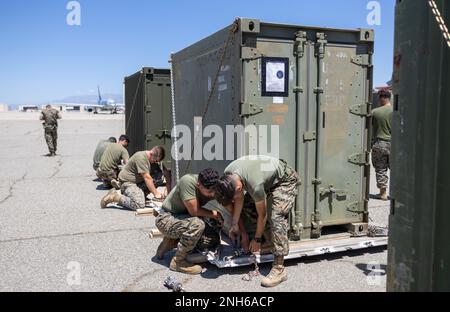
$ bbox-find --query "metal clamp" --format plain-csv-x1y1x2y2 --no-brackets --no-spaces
350,103,371,117
351,54,372,67
240,102,264,117
348,152,369,166
320,185,348,197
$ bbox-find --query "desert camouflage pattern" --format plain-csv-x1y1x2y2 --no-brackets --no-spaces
372,140,391,189
118,182,146,211
243,162,300,257
41,108,61,154
155,211,206,258
96,168,119,185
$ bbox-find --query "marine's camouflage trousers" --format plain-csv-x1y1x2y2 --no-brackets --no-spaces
372,140,391,189
156,212,220,258
118,182,146,211
44,127,58,153
96,168,118,184
243,164,300,257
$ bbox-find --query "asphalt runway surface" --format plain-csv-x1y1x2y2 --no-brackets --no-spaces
0,112,390,292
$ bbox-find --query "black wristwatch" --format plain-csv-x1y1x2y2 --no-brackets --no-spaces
254,237,262,243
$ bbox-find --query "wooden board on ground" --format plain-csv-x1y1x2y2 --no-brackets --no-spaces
148,229,162,239
135,208,154,217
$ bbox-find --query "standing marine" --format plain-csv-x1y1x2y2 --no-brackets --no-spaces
371,90,393,201
40,105,62,157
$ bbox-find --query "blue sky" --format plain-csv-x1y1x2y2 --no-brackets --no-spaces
0,0,395,106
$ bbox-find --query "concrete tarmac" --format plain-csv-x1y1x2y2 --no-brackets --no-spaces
0,112,390,292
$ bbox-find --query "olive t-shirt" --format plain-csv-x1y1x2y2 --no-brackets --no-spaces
93,140,112,170
119,151,150,184
99,144,129,172
372,105,393,141
224,155,285,202
162,174,210,215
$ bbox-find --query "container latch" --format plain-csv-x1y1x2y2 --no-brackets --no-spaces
348,152,369,166
350,103,371,117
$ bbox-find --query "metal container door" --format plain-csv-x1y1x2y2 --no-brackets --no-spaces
241,38,297,167
145,81,171,152
316,42,369,226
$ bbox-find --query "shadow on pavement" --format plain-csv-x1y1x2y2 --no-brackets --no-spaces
355,263,387,276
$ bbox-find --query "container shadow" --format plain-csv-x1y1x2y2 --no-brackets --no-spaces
355,263,387,276
369,194,391,201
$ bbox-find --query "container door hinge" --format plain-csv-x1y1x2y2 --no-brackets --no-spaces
293,86,304,93
303,131,316,142
240,102,264,117
145,134,152,142
351,54,372,67
294,31,307,58
347,201,365,213
241,47,264,61
315,33,327,59
311,212,323,238
348,152,369,166
350,103,371,117
145,105,152,113
312,178,322,185
313,87,324,94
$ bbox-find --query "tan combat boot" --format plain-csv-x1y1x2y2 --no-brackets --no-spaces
379,188,389,201
170,254,203,275
261,257,288,287
111,179,121,190
100,190,121,208
156,237,179,260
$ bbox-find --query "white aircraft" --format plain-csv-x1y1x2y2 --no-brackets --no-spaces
86,86,125,114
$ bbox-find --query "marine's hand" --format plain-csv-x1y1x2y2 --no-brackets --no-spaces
212,211,224,227
154,192,166,201
249,240,261,254
241,235,250,253
228,224,239,241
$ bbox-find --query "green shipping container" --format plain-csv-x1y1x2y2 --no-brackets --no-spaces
172,18,375,239
124,68,172,163
388,0,450,291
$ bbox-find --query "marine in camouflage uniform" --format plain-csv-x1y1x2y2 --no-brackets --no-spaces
240,166,299,256
93,137,116,171
372,140,391,189
117,162,167,210
40,105,62,157
215,155,300,287
100,147,168,210
371,90,393,200
155,169,222,275
97,136,130,189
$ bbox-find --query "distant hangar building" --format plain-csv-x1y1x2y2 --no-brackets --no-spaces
0,103,9,112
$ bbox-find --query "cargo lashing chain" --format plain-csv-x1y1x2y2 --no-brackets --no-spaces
242,254,260,282
428,0,450,49
169,54,180,182
183,19,240,175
